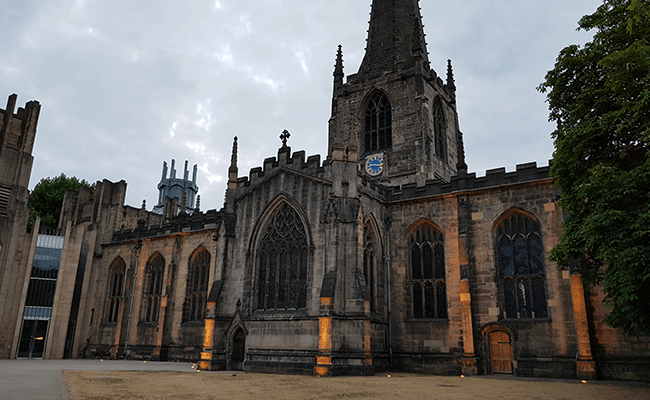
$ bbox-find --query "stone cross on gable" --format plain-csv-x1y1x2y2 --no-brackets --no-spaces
280,129,291,148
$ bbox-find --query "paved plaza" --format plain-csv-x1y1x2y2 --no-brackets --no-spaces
1,359,649,400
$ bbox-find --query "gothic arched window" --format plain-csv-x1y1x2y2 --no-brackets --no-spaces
364,92,392,154
433,97,446,161
257,204,308,311
141,253,164,323
496,212,548,319
363,225,376,311
104,258,125,323
183,247,210,322
410,224,447,319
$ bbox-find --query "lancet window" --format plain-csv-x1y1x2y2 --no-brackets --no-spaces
410,224,447,319
141,253,164,323
257,204,308,311
496,212,548,319
104,258,125,323
183,247,210,322
433,97,446,160
364,92,392,154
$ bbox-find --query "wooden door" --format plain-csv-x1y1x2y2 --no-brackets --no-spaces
489,331,513,374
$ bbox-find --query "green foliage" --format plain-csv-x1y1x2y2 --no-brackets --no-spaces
538,0,650,335
28,174,94,230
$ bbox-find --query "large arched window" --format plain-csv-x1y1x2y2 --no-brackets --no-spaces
363,225,376,311
496,212,548,319
141,253,164,323
257,204,308,311
410,223,447,319
104,258,125,323
183,247,210,322
433,97,446,161
364,92,392,154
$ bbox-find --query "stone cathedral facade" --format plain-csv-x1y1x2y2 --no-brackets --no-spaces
1,0,648,381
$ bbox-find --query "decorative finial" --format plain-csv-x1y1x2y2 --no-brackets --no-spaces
280,129,291,148
195,195,201,212
230,136,238,171
141,199,146,210
334,45,344,77
447,59,456,91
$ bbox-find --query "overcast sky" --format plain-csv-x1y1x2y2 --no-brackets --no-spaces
1,0,601,211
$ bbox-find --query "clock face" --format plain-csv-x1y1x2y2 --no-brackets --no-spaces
365,154,384,177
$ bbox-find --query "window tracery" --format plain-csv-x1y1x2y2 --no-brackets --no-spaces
141,253,164,323
364,92,392,154
183,247,210,322
104,258,125,323
257,204,308,311
410,224,447,319
496,212,548,319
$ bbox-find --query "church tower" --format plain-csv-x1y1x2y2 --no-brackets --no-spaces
328,0,466,186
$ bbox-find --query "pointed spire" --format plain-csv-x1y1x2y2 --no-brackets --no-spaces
358,0,429,75
333,45,344,93
446,59,456,92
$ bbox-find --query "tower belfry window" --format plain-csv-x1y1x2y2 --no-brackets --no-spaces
364,92,392,154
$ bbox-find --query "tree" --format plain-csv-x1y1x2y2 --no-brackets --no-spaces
538,0,650,335
29,174,95,230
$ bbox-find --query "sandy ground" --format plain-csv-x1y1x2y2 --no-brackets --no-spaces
63,371,650,400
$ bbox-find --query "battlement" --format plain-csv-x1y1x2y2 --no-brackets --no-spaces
237,147,327,188
379,161,554,203
109,208,226,243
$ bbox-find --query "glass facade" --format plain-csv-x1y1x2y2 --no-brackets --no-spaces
18,234,64,358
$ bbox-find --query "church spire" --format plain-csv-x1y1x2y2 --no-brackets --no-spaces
358,0,429,75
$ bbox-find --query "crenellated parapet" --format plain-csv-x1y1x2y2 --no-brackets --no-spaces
356,161,555,203
385,161,554,202
109,208,227,243
234,147,329,192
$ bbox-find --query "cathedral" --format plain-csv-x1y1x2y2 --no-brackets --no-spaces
1,0,648,381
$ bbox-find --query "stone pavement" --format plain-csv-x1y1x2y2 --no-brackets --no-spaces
0,359,198,400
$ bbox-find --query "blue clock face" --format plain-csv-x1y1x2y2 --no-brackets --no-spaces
365,154,384,177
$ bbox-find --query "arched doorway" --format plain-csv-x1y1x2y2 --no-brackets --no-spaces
488,331,513,374
231,329,245,371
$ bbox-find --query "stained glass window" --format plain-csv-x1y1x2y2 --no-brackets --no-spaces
141,253,164,323
183,247,210,322
496,213,548,319
257,204,308,310
410,224,447,319
104,258,125,323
